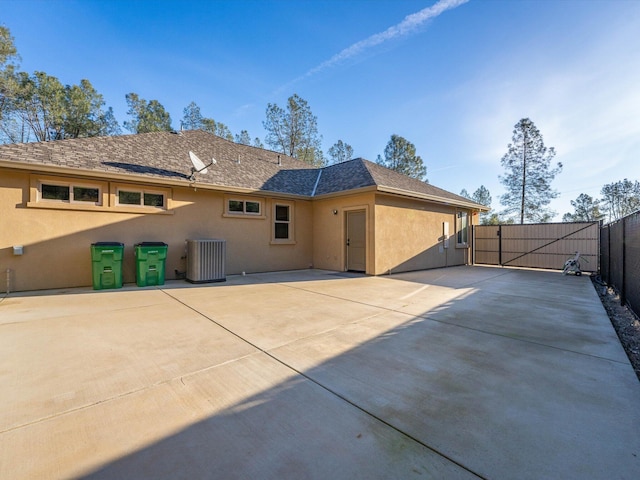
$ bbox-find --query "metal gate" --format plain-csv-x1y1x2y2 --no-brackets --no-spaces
473,222,599,271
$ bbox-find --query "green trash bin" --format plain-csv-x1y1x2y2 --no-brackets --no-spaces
134,242,168,287
90,242,124,290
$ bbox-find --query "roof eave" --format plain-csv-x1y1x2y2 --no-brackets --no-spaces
0,159,312,200
377,185,490,211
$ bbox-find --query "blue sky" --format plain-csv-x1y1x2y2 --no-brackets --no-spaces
3,0,639,219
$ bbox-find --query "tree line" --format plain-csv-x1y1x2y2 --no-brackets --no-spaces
0,26,428,174
563,180,640,223
465,118,638,225
2,26,637,223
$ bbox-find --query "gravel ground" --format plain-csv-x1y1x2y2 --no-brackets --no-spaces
591,275,640,382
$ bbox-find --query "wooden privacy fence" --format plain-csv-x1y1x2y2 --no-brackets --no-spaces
473,222,599,271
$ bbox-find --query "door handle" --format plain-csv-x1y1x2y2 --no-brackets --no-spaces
346,239,350,246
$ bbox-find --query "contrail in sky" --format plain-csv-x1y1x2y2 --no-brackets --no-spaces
277,0,469,93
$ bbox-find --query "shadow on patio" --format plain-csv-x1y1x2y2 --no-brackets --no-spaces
74,267,640,480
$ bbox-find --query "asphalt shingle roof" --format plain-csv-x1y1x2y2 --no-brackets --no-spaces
0,130,486,209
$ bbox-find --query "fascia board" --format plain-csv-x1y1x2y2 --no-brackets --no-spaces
376,185,490,211
0,160,311,200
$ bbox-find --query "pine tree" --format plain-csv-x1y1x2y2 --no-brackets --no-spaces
327,139,354,164
499,118,562,223
562,193,603,222
263,94,324,166
376,134,427,181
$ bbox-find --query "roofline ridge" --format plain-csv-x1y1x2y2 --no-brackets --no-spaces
184,129,307,164
358,158,380,186
310,169,323,197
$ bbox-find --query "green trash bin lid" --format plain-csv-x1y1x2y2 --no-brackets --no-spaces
91,242,124,260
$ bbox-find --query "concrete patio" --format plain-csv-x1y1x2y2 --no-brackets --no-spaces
1,266,639,479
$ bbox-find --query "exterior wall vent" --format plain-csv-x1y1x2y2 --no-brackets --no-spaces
186,239,226,283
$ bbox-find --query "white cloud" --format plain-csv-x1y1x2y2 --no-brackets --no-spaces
275,0,470,94
306,0,469,77
454,10,640,220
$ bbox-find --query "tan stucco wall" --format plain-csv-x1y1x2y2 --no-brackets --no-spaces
312,192,376,274
373,194,470,275
1,167,477,292
1,170,313,292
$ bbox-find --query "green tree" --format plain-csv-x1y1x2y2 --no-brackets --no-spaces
1,27,118,142
482,213,515,225
471,185,492,207
181,100,234,140
124,93,172,133
13,71,66,141
97,106,122,137
235,130,251,145
376,134,427,180
57,79,120,138
0,72,26,143
562,193,604,222
0,26,20,126
499,118,562,224
181,102,234,140
462,186,492,223
200,118,233,140
327,139,354,164
472,185,492,224
600,179,640,222
263,93,324,166
0,26,19,67
181,101,203,130
233,130,262,147
3,73,119,142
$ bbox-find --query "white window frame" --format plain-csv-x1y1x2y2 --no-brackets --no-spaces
223,195,265,218
28,176,173,214
41,181,102,206
271,201,295,244
115,186,167,209
456,210,469,247
28,175,107,210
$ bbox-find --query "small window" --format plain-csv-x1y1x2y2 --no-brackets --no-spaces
117,188,165,208
118,191,142,205
41,182,101,205
229,200,244,213
42,184,70,201
144,193,164,207
273,203,293,242
227,198,262,215
246,201,260,214
456,211,469,246
73,186,100,203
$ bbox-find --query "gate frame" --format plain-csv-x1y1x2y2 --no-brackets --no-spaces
472,221,600,272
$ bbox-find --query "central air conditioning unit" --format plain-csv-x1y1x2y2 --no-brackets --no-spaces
186,239,226,283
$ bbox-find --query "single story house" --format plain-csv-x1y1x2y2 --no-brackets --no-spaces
0,130,488,292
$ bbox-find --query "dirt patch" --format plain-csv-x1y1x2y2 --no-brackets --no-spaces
591,275,640,381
